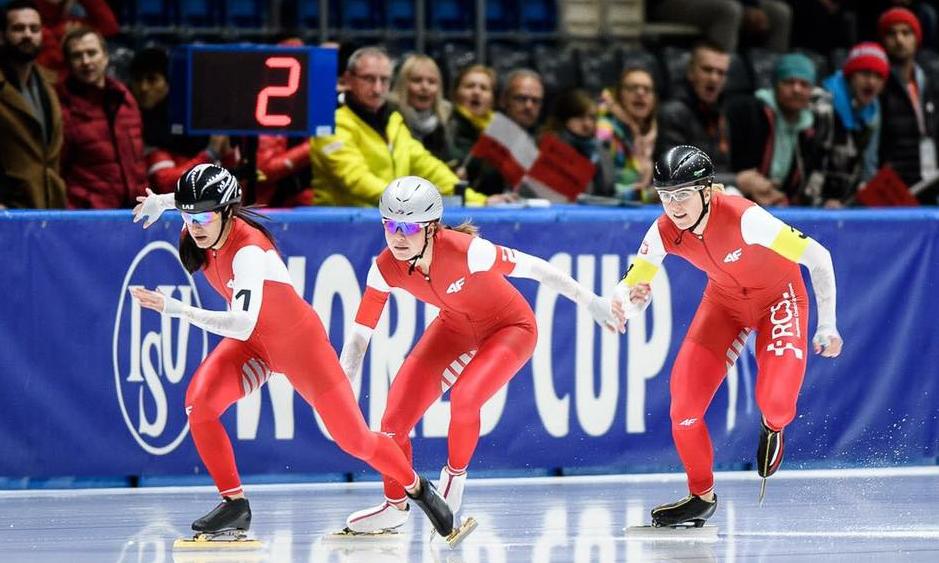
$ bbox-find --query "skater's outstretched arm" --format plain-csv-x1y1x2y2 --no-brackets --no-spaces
129,245,266,341
132,189,175,228
466,237,619,332
609,222,668,330
740,206,842,357
340,262,392,383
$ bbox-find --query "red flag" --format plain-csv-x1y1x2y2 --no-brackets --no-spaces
855,166,919,207
525,133,596,202
469,113,538,188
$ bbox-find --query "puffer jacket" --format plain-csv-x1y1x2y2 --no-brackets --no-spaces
58,76,146,208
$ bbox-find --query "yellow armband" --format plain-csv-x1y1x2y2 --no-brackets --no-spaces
623,257,659,286
770,225,811,262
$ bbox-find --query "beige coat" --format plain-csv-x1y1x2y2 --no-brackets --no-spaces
0,65,65,208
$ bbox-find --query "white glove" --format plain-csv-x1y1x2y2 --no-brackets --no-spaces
587,295,619,332
161,293,186,317
133,189,175,228
812,324,842,357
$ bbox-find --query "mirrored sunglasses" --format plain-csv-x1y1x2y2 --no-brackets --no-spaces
657,185,706,204
382,219,425,236
181,211,217,226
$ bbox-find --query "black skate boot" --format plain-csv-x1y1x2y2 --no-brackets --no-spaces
651,494,717,528
406,476,454,537
757,420,784,478
192,497,252,533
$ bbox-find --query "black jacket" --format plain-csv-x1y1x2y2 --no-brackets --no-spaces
655,81,734,183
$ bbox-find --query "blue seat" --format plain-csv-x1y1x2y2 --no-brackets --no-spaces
388,0,415,29
521,0,556,32
179,0,219,28
341,0,382,29
429,0,471,31
486,0,518,32
136,0,172,26
298,0,340,30
225,0,265,28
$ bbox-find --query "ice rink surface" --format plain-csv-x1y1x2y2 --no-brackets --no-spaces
1,466,937,563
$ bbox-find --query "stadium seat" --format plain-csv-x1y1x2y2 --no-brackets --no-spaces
486,0,519,32
725,53,753,98
487,43,532,78
429,0,472,31
746,48,778,91
224,0,265,28
532,44,579,97
387,0,415,29
136,0,172,27
579,46,623,95
660,45,691,98
179,0,220,28
521,0,556,32
341,0,382,30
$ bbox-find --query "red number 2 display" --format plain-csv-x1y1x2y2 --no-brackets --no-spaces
254,56,301,127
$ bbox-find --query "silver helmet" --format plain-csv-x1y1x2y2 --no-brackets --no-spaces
379,176,443,223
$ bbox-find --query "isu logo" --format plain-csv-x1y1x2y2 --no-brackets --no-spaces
112,241,208,455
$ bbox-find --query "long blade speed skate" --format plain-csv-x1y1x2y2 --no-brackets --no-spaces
174,497,262,550
173,530,264,550
626,493,718,541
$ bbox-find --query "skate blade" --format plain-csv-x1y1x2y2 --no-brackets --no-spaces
625,525,718,542
759,478,767,506
445,516,478,548
324,527,407,542
173,532,263,550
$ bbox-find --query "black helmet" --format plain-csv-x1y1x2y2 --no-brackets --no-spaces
652,145,714,190
175,164,241,213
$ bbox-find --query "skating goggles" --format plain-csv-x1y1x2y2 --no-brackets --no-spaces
656,184,707,204
382,219,426,236
181,211,217,226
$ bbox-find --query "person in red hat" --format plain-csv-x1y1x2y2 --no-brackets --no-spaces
807,42,890,207
877,6,939,204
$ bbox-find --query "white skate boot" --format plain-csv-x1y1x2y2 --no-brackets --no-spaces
437,466,467,514
339,501,410,536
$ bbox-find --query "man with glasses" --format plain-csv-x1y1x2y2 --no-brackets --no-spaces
311,46,488,207
656,41,735,189
610,145,842,528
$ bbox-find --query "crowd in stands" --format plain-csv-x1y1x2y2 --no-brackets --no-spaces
2,0,939,210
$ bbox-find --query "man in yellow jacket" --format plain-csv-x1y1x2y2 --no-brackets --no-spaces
310,46,488,207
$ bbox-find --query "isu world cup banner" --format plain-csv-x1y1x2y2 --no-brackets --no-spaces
1,207,937,480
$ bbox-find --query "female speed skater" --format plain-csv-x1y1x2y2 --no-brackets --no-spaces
130,164,463,545
610,145,843,528
339,175,620,535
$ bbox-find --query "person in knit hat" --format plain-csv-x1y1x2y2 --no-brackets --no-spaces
877,6,939,204
806,42,889,207
726,53,819,206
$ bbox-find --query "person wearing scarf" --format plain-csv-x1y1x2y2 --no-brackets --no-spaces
446,65,497,174
807,42,888,207
390,54,455,165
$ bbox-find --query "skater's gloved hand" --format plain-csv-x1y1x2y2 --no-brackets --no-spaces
129,287,185,316
812,325,842,358
133,188,175,228
588,295,623,333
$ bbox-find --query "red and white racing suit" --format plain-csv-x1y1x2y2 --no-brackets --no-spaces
616,192,839,496
163,218,420,497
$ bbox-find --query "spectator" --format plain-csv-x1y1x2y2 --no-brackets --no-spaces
541,89,614,197
727,53,818,206
447,64,496,169
646,0,791,53
35,0,118,82
254,36,312,208
789,0,858,54
808,42,889,207
57,27,145,209
0,0,65,209
877,7,939,204
310,46,489,206
469,68,544,196
128,47,237,193
656,41,735,185
391,54,455,165
597,66,658,200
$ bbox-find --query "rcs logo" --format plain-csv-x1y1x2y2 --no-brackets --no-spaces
112,241,208,455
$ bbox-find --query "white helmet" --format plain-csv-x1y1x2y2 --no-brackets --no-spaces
379,176,443,223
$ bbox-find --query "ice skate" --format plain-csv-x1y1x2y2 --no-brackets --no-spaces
757,419,784,504
626,494,718,541
174,497,262,549
330,501,410,538
407,475,475,548
430,466,477,546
